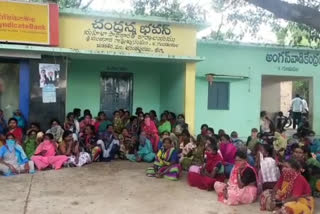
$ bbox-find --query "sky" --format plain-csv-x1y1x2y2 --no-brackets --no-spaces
88,0,278,43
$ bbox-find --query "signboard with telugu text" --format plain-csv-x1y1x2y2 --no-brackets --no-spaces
0,1,59,46
59,16,197,57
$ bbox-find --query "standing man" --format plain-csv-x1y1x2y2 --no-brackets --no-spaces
301,96,309,118
291,94,303,129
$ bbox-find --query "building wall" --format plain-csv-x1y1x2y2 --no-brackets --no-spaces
261,77,293,118
196,41,320,138
280,81,292,114
160,63,185,114
67,59,160,116
261,77,281,117
0,62,20,118
66,59,185,117
195,77,260,139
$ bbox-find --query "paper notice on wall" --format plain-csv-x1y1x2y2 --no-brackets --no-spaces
42,85,56,103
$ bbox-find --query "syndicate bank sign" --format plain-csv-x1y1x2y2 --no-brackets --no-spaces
0,1,59,46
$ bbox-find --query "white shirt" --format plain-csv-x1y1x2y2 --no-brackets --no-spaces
260,118,270,133
260,153,280,183
291,97,303,113
302,99,309,113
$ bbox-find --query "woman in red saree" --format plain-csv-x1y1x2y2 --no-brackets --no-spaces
188,142,225,190
142,114,160,153
8,118,23,145
260,159,314,214
79,114,95,134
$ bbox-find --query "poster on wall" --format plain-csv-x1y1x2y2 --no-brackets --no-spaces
42,85,56,103
39,63,60,88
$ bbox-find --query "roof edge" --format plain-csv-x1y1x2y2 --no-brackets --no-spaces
0,44,204,62
197,39,320,52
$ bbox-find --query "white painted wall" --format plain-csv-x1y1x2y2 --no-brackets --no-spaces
261,77,281,118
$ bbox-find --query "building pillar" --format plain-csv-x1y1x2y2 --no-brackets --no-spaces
185,63,196,135
19,60,30,122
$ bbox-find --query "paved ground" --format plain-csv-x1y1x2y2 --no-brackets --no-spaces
0,161,318,214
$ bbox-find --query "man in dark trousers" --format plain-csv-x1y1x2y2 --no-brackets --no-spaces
291,94,303,129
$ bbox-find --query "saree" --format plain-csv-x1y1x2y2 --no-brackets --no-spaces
127,139,155,163
219,142,237,165
281,197,315,214
158,121,171,134
220,142,237,177
142,120,160,153
113,117,124,134
46,126,64,142
79,119,95,133
0,143,34,175
9,128,23,145
146,147,181,181
307,157,320,197
273,132,288,152
80,135,101,162
95,120,112,133
181,144,205,170
260,169,315,213
24,138,37,159
214,163,258,205
137,139,155,162
188,153,225,190
32,140,68,170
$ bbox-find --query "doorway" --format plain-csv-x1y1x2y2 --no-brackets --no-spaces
100,72,133,118
261,75,313,134
0,62,20,118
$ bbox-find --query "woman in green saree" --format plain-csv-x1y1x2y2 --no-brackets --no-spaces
158,113,171,134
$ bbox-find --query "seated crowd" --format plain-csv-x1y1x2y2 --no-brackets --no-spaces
0,108,319,214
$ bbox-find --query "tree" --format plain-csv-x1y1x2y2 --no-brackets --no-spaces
244,0,320,32
131,0,206,22
211,0,320,46
28,0,94,9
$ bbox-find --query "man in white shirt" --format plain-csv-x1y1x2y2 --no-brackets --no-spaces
291,94,303,129
301,97,309,118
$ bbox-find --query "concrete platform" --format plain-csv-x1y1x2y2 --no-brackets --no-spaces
0,161,318,214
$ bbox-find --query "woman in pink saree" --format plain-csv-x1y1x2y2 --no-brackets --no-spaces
32,134,68,170
142,114,160,153
219,134,237,177
214,150,258,206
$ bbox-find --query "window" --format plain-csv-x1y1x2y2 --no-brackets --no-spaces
208,82,230,110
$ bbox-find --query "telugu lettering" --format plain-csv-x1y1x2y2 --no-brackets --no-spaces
85,18,178,55
266,51,320,67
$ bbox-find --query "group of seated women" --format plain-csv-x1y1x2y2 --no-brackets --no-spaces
0,107,318,214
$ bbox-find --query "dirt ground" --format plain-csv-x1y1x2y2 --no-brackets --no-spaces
0,161,318,214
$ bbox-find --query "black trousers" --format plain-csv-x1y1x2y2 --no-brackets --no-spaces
292,112,302,129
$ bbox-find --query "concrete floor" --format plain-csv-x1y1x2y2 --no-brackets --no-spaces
0,162,318,214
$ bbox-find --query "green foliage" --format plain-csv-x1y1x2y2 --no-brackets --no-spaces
210,0,320,46
293,80,309,102
209,0,276,41
28,0,93,9
131,0,206,22
275,22,320,47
